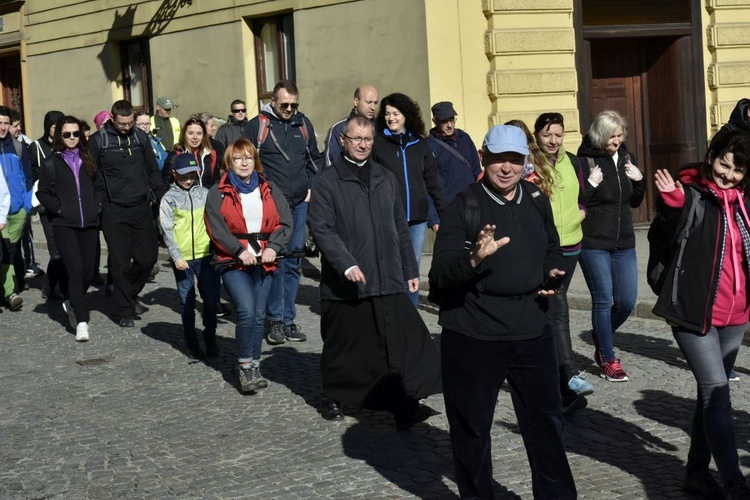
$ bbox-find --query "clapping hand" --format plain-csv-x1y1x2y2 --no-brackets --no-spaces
469,224,510,268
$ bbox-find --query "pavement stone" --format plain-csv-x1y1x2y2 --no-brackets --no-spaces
0,222,748,498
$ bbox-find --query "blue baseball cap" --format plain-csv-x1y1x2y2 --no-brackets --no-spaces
482,125,529,155
173,153,200,175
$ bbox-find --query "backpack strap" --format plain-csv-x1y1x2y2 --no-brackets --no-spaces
432,137,471,167
670,186,704,303
256,115,270,148
41,155,56,188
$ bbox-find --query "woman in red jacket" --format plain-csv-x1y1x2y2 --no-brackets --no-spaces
653,131,750,498
205,138,292,393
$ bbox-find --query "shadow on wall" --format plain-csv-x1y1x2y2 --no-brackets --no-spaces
97,0,193,83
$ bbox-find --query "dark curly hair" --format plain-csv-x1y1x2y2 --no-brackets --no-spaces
700,131,750,192
52,115,97,178
376,93,426,137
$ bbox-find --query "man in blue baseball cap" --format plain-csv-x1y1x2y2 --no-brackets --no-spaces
429,124,576,499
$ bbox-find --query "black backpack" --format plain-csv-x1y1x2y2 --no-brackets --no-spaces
427,181,551,306
646,185,704,300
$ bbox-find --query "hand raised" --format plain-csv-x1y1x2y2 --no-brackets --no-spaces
654,169,683,194
624,157,643,181
469,224,510,268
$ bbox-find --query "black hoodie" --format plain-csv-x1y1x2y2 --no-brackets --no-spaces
711,98,750,146
28,110,63,181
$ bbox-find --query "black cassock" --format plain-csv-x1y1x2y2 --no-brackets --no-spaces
321,293,441,411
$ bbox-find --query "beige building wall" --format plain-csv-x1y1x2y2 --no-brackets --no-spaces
482,0,580,144
424,0,490,143
293,0,430,144
703,0,750,140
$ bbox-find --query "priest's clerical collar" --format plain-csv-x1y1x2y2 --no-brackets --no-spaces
343,155,368,167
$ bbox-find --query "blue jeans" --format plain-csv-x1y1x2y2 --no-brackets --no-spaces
405,221,427,307
579,248,637,361
173,256,220,344
267,201,307,325
674,324,745,486
223,266,273,362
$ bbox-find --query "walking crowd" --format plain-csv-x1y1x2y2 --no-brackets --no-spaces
3,81,750,498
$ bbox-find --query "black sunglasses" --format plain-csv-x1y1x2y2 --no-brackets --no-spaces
277,102,299,110
232,108,246,113
62,131,81,139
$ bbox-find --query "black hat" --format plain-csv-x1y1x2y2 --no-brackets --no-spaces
431,101,457,121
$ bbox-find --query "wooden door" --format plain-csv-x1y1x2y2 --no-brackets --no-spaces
588,35,699,223
0,54,23,113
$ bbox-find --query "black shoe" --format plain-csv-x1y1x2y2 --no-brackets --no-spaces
684,468,724,500
91,275,105,287
186,342,206,360
43,287,65,301
134,301,149,315
266,321,286,345
216,303,231,318
204,334,220,358
727,477,750,500
285,323,307,342
321,399,343,421
119,317,135,328
562,395,588,415
395,404,433,430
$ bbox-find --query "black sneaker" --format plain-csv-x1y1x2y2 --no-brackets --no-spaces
285,324,307,342
186,342,206,360
238,365,259,393
7,293,22,311
204,334,220,358
267,322,286,345
43,287,65,301
119,317,135,328
684,467,724,500
216,303,231,318
727,478,750,500
394,404,434,431
321,399,344,421
562,395,588,415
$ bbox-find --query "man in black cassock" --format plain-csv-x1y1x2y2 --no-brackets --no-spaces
308,115,441,426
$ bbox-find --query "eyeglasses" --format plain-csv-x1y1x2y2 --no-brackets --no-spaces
136,122,151,128
62,131,81,139
232,156,256,163
232,108,246,114
343,135,374,146
276,102,299,110
115,121,134,128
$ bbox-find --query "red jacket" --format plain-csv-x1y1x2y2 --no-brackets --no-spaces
205,173,285,272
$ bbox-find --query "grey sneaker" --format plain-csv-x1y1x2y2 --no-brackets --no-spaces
285,323,307,342
250,365,269,389
7,293,22,311
238,365,259,393
267,322,286,345
63,300,77,329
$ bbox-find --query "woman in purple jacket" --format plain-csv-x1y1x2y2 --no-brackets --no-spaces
36,116,100,342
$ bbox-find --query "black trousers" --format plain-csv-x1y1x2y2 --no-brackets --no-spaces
40,213,68,293
100,202,157,318
442,329,576,499
53,225,98,323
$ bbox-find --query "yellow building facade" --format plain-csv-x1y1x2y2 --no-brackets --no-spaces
0,0,746,220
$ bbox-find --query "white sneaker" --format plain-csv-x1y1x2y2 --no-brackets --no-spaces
75,322,89,342
62,300,77,329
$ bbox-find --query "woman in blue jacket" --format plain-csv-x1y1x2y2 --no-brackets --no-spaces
371,93,445,306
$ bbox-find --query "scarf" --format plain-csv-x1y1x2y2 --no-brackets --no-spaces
228,170,258,194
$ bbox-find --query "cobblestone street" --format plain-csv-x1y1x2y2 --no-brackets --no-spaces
1,253,749,499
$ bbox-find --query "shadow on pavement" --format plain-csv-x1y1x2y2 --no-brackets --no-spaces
576,328,691,372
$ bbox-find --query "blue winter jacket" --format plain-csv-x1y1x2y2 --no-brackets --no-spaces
426,128,481,226
0,134,31,215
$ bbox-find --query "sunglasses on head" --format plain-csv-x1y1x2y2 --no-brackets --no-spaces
62,131,81,139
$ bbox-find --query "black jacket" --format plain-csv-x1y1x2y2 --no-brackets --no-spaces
308,156,418,301
36,152,99,228
577,137,646,250
652,167,750,334
430,180,562,341
711,98,750,145
214,116,247,148
90,121,166,209
371,129,445,223
243,106,322,206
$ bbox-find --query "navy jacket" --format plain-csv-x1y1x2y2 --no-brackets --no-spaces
371,129,445,223
243,105,322,206
426,128,481,226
